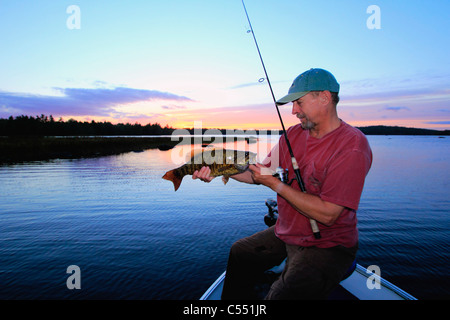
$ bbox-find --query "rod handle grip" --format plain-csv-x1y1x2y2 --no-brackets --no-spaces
293,157,322,239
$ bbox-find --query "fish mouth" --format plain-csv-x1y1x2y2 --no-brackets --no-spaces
235,163,250,171
234,151,256,171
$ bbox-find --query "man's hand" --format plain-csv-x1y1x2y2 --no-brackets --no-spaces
192,166,214,183
248,163,280,189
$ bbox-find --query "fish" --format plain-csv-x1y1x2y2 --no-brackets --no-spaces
162,148,257,191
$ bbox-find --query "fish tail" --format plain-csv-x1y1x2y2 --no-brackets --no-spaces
162,169,183,191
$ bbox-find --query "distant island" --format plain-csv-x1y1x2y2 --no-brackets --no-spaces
356,125,449,136
1,114,449,136
0,115,448,164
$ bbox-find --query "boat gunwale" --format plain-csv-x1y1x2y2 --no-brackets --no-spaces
199,271,226,300
347,264,417,300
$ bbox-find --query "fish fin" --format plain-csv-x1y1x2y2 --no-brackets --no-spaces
162,169,183,191
222,175,230,185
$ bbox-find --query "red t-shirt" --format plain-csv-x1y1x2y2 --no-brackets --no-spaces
269,121,372,248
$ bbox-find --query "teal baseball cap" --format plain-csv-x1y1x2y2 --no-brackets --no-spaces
276,68,340,105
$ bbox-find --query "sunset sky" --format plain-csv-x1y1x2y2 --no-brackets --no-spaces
0,0,449,130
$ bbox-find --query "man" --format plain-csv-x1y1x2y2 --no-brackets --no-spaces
193,68,372,299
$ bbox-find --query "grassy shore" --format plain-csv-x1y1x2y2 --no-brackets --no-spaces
0,136,179,164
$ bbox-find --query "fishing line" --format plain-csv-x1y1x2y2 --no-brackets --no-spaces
241,0,321,239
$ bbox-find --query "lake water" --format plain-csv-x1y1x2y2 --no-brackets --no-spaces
0,135,448,300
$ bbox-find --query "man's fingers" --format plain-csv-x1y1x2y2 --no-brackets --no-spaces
192,166,213,182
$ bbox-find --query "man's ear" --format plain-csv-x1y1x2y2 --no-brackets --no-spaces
320,90,332,105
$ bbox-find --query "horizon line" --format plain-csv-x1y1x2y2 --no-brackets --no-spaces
1,114,449,133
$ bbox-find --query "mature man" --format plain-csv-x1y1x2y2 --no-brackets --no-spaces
193,68,372,299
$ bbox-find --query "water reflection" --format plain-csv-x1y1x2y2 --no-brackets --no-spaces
0,135,449,299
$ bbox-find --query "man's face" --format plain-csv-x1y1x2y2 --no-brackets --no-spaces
291,92,321,130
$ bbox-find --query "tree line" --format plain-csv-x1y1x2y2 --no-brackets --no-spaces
0,114,279,136
0,114,448,136
0,114,175,136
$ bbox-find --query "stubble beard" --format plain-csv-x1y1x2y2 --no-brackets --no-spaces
298,115,316,130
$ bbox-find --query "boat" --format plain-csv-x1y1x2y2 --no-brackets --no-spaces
200,263,416,300
200,199,417,301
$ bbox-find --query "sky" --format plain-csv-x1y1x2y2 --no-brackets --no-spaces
0,0,449,130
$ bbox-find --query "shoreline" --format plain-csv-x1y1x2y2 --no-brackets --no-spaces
1,133,447,165
0,136,179,165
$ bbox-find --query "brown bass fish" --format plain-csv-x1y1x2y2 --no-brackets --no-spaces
162,148,257,191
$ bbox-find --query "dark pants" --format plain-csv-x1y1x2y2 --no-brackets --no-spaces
221,226,357,300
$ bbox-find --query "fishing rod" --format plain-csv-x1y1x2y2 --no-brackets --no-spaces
241,0,321,239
